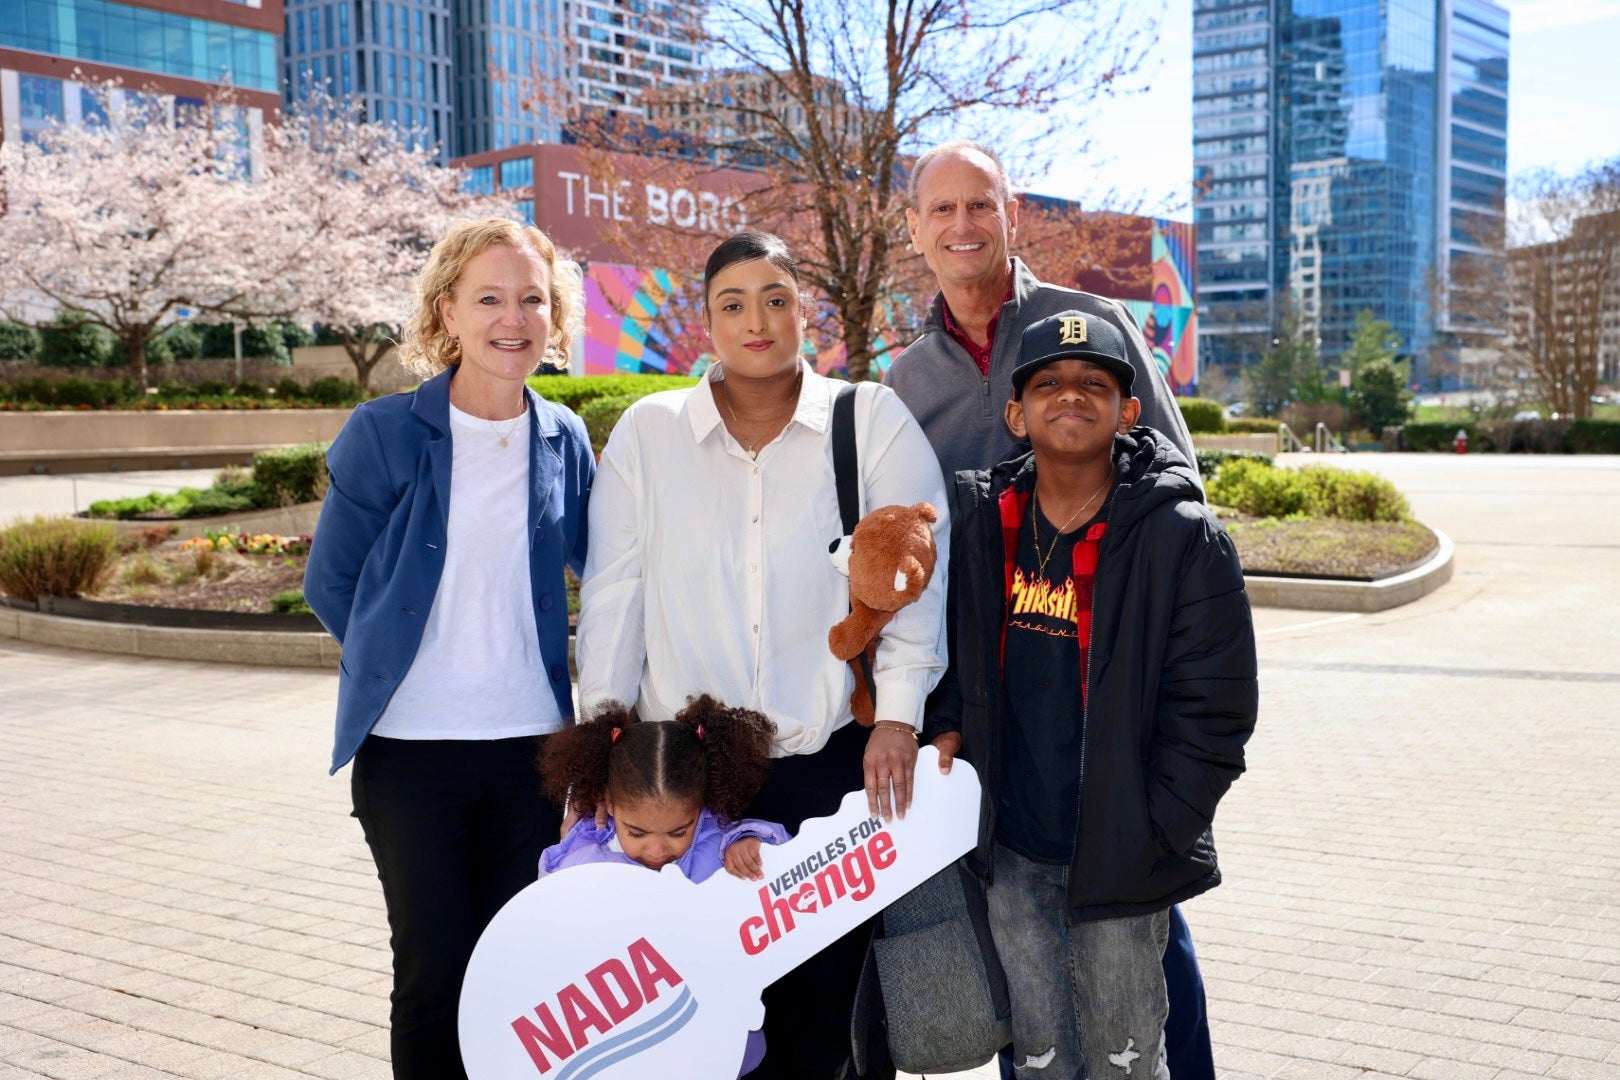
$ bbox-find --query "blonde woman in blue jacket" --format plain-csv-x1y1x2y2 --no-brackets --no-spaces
304,218,593,1080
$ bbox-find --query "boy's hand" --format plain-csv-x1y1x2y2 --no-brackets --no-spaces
724,837,765,880
930,732,961,774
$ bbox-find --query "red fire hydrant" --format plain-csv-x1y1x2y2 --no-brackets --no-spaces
1454,428,1468,454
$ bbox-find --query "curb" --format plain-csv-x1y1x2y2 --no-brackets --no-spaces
0,606,341,668
1243,528,1454,612
1,531,1454,665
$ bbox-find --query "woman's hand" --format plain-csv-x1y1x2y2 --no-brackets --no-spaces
930,731,961,774
724,837,765,881
864,721,920,822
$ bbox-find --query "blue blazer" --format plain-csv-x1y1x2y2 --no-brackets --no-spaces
304,368,594,773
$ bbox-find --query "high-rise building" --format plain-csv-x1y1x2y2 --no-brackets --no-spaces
572,2,700,120
1193,0,1508,386
0,0,281,144
283,0,703,163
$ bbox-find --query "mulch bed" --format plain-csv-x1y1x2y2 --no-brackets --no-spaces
1220,513,1439,580
96,544,307,613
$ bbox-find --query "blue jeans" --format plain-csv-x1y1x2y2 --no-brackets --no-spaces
987,844,1171,1080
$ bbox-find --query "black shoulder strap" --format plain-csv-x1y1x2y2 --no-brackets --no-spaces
832,383,860,534
830,383,878,708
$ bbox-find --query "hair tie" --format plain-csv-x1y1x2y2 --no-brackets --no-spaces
696,724,706,741
610,726,622,743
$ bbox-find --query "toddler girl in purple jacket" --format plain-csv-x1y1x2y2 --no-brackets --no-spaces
537,695,789,1075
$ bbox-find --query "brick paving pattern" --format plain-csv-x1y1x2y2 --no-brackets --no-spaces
2,454,1617,1079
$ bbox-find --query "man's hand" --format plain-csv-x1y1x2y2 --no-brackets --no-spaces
930,731,961,774
864,722,920,821
724,837,765,881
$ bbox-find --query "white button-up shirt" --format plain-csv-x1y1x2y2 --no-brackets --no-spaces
577,363,949,757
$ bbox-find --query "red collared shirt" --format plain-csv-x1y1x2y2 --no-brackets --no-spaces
941,286,1015,376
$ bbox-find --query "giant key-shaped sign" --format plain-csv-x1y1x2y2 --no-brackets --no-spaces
459,747,980,1079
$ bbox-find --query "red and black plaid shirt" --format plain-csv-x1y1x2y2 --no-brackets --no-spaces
996,484,1107,707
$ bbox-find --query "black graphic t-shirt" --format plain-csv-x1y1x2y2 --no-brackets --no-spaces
997,504,1105,864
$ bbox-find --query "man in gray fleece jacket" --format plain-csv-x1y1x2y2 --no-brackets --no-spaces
884,140,1195,488
884,139,1214,1080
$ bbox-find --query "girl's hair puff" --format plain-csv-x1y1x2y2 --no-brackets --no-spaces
672,694,776,822
537,697,776,822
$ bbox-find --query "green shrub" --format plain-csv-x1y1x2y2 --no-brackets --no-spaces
1206,459,1408,522
1206,458,1311,518
193,379,232,397
0,321,42,361
529,373,698,412
269,588,313,615
1295,467,1409,522
303,376,363,405
577,394,639,455
1196,448,1274,477
1567,419,1620,454
39,311,117,368
6,376,57,404
273,377,305,399
233,380,268,399
0,516,120,601
1400,421,1472,453
252,443,330,506
1177,397,1226,434
154,379,192,400
1223,417,1283,435
183,487,259,517
149,323,205,363
53,377,136,408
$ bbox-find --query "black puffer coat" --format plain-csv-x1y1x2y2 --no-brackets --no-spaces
926,428,1258,922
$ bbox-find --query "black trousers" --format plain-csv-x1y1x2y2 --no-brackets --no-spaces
744,721,888,1080
350,734,560,1080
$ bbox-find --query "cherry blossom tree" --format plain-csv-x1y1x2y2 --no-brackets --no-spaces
269,95,515,389
0,84,511,390
0,87,312,388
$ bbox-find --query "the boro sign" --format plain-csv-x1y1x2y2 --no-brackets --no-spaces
458,747,980,1079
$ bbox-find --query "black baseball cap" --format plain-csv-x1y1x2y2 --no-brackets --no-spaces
1011,311,1136,396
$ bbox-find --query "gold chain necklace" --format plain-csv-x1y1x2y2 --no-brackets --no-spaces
487,412,524,449
1031,467,1114,579
718,371,801,460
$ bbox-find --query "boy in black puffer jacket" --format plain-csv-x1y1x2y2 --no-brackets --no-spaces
926,310,1258,1080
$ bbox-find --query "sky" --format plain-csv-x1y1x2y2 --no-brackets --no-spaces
1024,0,1620,219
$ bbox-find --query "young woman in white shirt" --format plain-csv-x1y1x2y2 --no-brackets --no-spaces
576,231,949,1079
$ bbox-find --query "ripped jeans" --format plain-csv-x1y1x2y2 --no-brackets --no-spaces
986,844,1171,1080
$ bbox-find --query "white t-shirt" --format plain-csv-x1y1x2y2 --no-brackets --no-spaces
372,401,563,740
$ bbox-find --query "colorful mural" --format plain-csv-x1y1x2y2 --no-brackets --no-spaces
579,262,898,377
1127,219,1198,395
579,218,1196,387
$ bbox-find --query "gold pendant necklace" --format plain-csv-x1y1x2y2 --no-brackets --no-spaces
718,371,800,460
1031,467,1114,579
488,414,523,449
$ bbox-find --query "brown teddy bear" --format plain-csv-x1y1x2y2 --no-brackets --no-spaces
827,502,939,727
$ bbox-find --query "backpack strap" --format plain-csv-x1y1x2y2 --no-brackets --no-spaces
830,383,878,710
831,383,860,533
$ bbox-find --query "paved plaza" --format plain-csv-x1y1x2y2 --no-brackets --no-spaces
2,453,1618,1079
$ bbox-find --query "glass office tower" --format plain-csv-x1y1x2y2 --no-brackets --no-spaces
1193,0,1508,385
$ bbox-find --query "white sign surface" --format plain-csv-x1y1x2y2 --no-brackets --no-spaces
459,747,980,1079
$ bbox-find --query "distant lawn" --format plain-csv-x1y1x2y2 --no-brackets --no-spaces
1413,402,1620,423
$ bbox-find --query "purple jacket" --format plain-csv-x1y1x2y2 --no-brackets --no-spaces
539,808,789,883
537,808,790,1076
